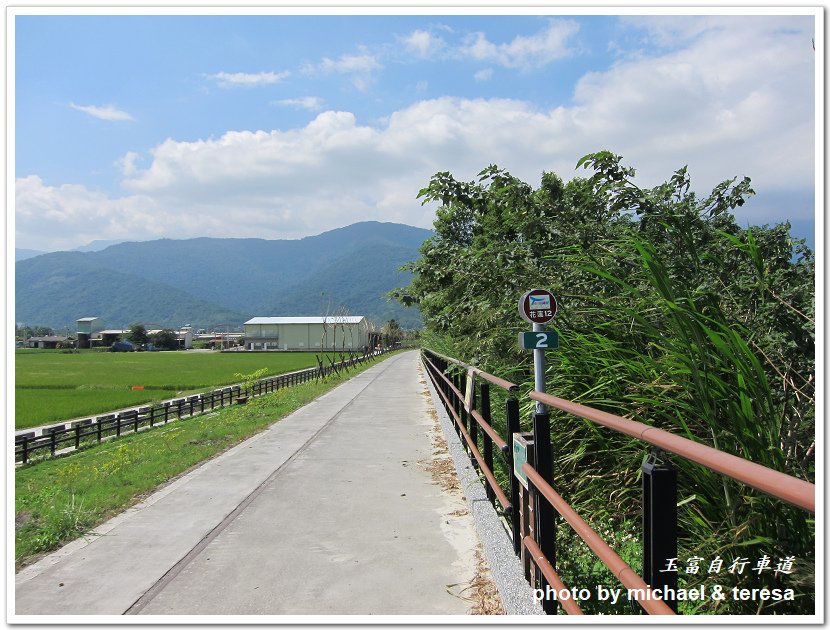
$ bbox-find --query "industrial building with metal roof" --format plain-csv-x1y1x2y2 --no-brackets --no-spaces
243,316,369,351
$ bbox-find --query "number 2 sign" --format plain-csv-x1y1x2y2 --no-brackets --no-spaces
518,331,559,350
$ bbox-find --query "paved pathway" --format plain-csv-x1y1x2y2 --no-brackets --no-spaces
15,351,482,617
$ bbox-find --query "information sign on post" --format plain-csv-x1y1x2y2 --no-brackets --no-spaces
517,288,558,413
518,288,557,325
517,287,558,614
513,434,531,490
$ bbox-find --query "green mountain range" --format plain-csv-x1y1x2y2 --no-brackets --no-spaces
15,222,430,330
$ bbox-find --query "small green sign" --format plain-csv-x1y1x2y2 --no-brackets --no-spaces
513,436,529,490
518,330,559,350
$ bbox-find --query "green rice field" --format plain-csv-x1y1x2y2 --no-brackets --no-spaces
15,349,336,429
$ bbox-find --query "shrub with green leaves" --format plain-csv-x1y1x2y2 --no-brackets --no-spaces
398,152,814,614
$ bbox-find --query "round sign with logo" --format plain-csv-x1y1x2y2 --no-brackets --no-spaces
518,288,557,324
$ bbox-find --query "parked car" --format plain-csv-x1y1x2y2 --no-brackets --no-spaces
109,340,136,352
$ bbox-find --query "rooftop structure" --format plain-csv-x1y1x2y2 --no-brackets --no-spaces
243,316,369,351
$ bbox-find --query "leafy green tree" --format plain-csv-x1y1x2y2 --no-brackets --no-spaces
398,153,814,613
16,325,55,338
151,329,179,350
57,337,76,350
382,319,402,347
127,323,149,346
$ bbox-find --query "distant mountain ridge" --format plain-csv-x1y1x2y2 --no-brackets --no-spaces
15,239,132,261
15,222,430,329
15,248,46,262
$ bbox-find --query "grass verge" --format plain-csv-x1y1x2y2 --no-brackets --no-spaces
15,351,404,569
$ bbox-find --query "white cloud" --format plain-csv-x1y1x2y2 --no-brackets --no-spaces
565,16,814,191
316,53,381,75
459,19,580,69
18,18,814,251
69,103,134,121
122,111,382,200
15,176,160,251
401,29,445,58
207,71,289,88
117,151,142,176
303,50,382,91
273,96,324,111
474,68,493,82
620,14,811,51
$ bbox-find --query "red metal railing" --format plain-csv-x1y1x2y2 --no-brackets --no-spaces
420,348,816,616
422,353,514,512
528,390,814,513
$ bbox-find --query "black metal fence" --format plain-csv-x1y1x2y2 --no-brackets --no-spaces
16,348,390,465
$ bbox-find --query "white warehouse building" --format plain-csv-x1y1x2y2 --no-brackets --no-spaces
243,316,370,351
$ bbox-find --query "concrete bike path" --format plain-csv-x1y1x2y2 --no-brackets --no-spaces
15,351,483,617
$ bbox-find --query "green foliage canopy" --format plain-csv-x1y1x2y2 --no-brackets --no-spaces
151,329,179,350
128,323,149,346
398,152,815,613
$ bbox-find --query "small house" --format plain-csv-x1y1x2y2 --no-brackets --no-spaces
26,336,68,349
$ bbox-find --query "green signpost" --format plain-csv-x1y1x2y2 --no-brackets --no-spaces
518,330,559,350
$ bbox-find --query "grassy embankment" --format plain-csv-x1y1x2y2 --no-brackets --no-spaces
15,350,405,568
15,350,341,429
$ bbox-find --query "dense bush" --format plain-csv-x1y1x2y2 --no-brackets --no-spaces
397,152,814,614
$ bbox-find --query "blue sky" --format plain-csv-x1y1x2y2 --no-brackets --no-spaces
12,8,819,252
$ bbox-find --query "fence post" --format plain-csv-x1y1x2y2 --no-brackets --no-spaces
435,356,444,397
468,373,478,458
642,450,678,613
438,358,447,409
506,397,521,555
450,370,459,433
481,383,494,504
532,410,556,615
452,371,462,431
447,367,455,413
460,371,469,433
